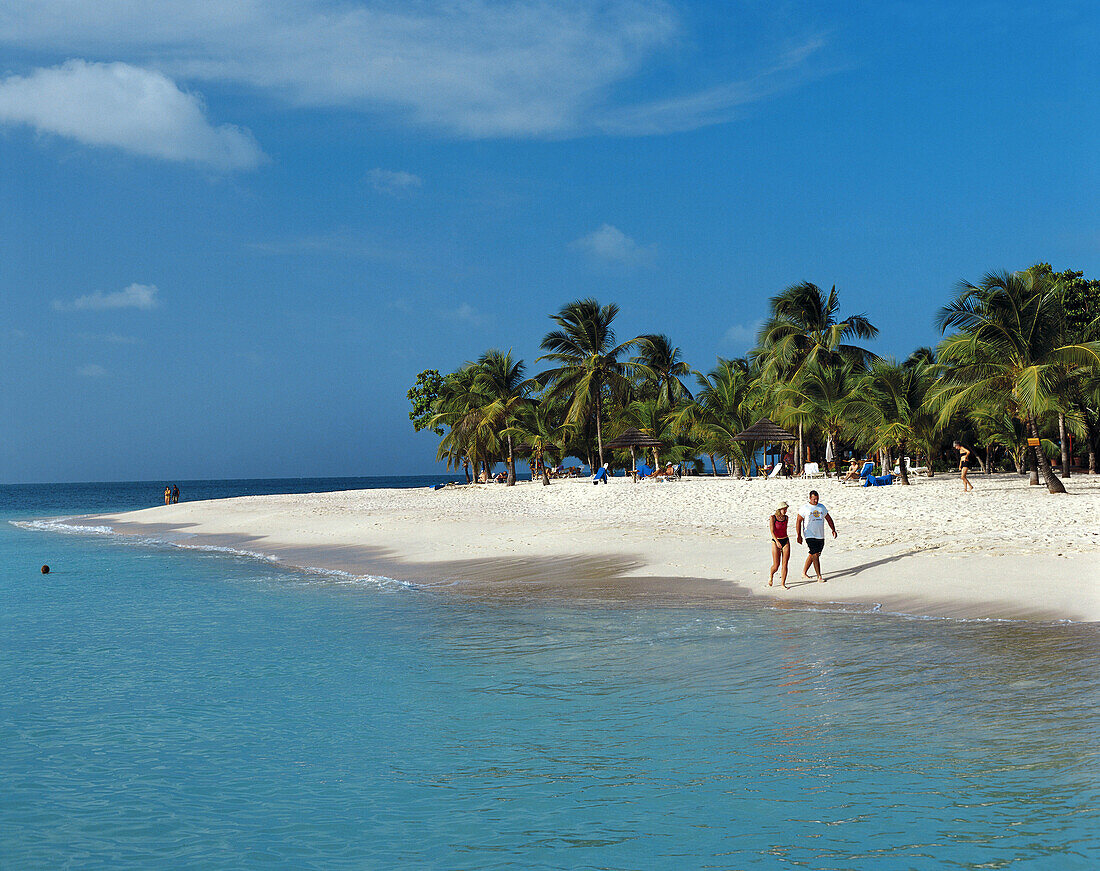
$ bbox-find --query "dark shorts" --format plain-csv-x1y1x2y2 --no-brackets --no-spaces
806,537,825,555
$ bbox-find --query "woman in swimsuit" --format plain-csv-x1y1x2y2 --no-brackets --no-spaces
768,501,791,589
954,441,975,491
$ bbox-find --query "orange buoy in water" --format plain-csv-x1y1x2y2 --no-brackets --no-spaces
41,565,50,574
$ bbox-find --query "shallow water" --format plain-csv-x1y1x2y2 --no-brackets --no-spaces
3,480,1099,869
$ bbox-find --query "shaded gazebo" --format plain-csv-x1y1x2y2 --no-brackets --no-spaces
732,418,796,476
604,427,663,473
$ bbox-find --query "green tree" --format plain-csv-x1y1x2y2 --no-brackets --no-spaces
631,334,695,407
849,358,936,485
538,299,639,466
668,358,760,476
407,369,444,436
934,269,1100,494
754,282,878,469
471,350,536,486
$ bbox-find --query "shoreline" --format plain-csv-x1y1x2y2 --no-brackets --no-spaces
30,473,1100,623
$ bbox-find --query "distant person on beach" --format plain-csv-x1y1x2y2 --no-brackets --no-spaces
171,485,179,504
841,458,861,482
164,486,171,505
954,441,975,491
797,490,836,583
768,501,791,589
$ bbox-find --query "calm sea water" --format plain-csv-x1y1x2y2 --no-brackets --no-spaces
3,479,1098,869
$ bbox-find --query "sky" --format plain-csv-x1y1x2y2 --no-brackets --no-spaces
1,1,1098,483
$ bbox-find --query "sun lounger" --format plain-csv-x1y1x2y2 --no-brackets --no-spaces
893,457,929,476
767,463,782,480
801,462,825,479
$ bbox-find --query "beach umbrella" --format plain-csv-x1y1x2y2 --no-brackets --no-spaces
732,418,796,476
604,427,663,472
731,418,796,443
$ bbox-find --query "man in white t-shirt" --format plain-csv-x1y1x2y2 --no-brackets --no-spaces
796,489,837,583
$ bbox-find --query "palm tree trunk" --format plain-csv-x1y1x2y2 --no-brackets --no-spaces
463,457,471,483
1084,414,1097,474
797,423,803,474
506,434,516,485
595,403,604,467
897,453,910,485
1059,412,1071,478
1029,415,1066,493
709,454,718,477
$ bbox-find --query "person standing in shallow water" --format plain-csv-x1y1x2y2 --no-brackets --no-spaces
954,441,975,491
171,484,179,504
797,490,836,583
164,486,171,505
768,501,791,589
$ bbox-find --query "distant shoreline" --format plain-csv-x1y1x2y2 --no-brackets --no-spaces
56,474,1100,623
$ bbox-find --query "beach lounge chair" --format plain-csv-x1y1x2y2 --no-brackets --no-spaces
858,460,875,482
893,457,929,477
801,462,825,479
632,463,653,482
766,463,782,480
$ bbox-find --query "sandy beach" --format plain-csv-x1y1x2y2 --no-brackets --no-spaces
65,471,1100,622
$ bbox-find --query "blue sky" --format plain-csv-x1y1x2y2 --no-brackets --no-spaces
1,1,1098,483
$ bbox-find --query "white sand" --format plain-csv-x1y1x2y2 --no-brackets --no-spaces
86,472,1100,622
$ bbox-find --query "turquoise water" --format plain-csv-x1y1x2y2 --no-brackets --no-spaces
3,481,1099,869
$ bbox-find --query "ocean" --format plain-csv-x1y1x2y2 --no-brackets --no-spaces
3,478,1098,869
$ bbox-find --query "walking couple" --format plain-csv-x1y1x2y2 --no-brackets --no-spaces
768,490,838,588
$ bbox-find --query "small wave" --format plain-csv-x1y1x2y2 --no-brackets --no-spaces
12,518,116,535
14,517,419,592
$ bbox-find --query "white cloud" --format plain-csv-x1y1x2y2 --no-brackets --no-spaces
0,60,264,169
78,363,107,377
54,282,160,312
0,3,826,138
368,168,422,194
572,224,652,266
723,321,761,350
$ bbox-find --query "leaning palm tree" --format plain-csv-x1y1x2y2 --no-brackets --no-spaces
471,350,537,485
754,282,878,469
538,299,639,466
933,269,1100,494
632,334,695,407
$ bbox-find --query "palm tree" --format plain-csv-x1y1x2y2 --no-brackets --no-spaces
934,269,1100,494
632,334,695,407
471,350,536,486
514,400,565,485
618,398,696,471
756,282,879,376
849,358,936,485
754,282,878,469
775,360,860,478
668,358,760,476
430,364,493,481
538,299,639,466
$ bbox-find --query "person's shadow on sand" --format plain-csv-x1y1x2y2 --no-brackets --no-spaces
789,546,943,585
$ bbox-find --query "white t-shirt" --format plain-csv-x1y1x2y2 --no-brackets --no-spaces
799,502,829,539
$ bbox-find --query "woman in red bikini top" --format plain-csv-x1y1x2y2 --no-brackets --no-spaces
768,501,791,589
